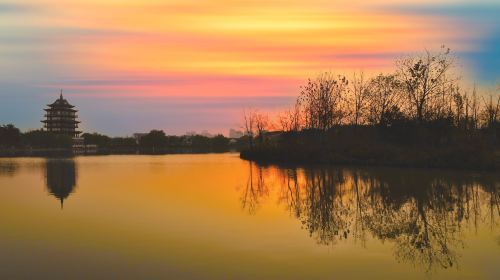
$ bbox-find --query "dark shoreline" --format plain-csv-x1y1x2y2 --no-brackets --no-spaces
239,157,500,179
240,146,500,172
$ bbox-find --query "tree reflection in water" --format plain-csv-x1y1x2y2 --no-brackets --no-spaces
240,161,269,214
241,163,500,272
44,159,77,208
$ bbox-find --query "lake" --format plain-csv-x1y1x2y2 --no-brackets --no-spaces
0,154,498,279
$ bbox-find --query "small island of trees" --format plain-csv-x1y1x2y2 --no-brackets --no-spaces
240,47,499,170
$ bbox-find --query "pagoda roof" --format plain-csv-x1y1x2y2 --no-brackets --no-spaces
47,92,76,108
44,107,77,112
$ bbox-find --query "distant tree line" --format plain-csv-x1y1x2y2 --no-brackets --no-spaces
241,47,500,169
0,126,73,149
82,130,240,153
0,126,245,155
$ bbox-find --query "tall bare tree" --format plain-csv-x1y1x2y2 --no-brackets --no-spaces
396,46,457,123
254,112,270,144
470,85,480,129
243,109,256,149
350,71,371,126
452,86,465,126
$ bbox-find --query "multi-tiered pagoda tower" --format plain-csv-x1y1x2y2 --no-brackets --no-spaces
42,91,81,137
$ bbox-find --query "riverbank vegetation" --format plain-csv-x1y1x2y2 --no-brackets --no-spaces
0,126,241,156
0,125,73,148
240,47,500,170
82,130,240,154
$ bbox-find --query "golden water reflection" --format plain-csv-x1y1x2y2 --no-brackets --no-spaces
0,154,498,279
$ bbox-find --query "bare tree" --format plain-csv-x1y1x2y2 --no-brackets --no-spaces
299,72,349,131
367,74,403,126
278,111,293,132
481,94,500,128
452,86,465,126
254,112,270,144
243,109,256,149
396,46,457,123
350,71,371,126
470,85,480,129
278,100,302,132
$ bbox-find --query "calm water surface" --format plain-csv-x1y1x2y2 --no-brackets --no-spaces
0,154,499,279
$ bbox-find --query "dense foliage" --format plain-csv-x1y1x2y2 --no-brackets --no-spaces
0,124,21,148
1,126,72,149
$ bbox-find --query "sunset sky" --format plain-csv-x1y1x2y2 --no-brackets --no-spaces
1,0,499,136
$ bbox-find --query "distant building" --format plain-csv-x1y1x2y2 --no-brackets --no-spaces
133,133,148,144
72,137,85,154
41,91,81,137
185,131,215,138
229,129,244,139
85,144,98,154
200,130,213,138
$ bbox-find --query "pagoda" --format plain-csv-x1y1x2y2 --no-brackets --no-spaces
41,90,81,137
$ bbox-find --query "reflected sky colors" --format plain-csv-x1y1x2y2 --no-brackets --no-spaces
1,0,499,135
0,154,498,279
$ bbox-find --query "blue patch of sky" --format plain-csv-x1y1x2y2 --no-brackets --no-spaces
376,2,499,84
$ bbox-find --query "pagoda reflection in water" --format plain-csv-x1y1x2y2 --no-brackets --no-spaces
45,159,77,208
